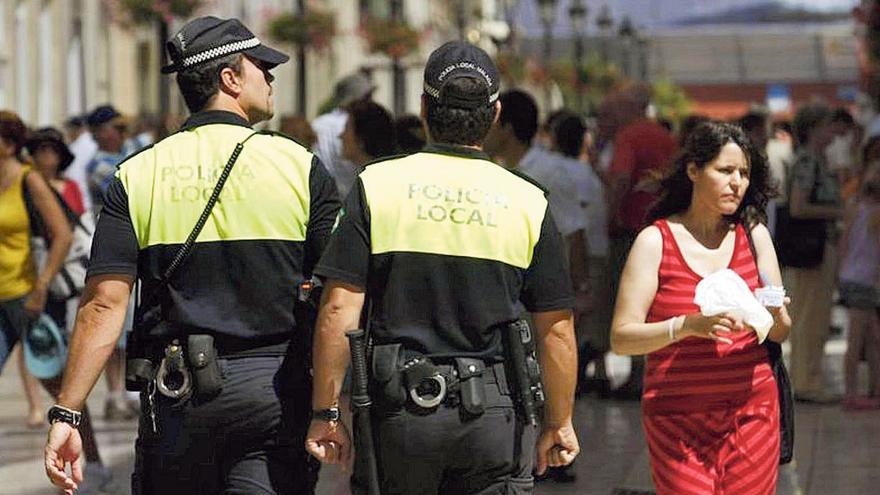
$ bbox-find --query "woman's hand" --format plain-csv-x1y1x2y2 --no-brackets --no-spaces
24,282,49,318
680,312,747,345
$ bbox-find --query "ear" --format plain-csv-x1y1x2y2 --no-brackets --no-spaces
492,100,501,125
686,162,699,182
218,65,244,98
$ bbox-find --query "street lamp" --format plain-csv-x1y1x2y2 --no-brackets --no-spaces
618,15,636,78
596,4,613,64
537,0,557,112
391,0,406,114
569,0,588,112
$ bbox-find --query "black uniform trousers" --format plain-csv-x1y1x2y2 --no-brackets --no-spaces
354,372,537,495
132,354,319,494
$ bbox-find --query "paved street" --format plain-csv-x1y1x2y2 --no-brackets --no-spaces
2,315,878,494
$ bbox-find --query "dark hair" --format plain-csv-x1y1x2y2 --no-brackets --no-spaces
679,114,710,147
552,113,586,158
424,77,496,146
738,111,768,136
648,121,775,228
494,90,538,145
831,107,855,127
394,114,426,153
176,54,243,113
348,101,396,159
0,110,28,159
792,103,832,149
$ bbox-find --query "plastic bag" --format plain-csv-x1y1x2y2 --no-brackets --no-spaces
694,269,774,343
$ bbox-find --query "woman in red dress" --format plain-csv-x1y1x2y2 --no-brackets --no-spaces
611,121,792,494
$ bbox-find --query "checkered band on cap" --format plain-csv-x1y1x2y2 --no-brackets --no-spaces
182,37,261,68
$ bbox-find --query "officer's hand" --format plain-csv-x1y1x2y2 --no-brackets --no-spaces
535,422,579,475
305,419,352,467
44,422,84,494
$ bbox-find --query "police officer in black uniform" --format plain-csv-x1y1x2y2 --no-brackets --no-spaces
305,41,580,494
44,17,339,494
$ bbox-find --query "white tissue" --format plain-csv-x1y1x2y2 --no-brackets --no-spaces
693,269,774,343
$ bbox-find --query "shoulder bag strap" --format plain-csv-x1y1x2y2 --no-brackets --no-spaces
144,131,259,307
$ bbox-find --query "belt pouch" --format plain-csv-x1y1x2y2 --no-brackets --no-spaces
125,358,155,392
187,335,222,399
455,358,486,416
371,344,405,407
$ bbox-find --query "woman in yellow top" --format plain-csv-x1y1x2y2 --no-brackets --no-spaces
0,111,111,487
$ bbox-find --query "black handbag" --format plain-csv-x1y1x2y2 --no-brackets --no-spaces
746,223,795,465
775,158,828,269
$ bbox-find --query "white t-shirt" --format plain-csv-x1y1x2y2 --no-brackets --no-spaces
552,153,609,257
518,146,587,237
312,108,359,197
63,131,98,212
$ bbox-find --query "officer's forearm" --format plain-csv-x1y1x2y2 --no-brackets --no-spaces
311,282,366,410
533,310,577,427
57,275,134,411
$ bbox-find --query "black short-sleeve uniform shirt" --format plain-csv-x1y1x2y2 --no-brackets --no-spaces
314,144,574,359
88,111,340,343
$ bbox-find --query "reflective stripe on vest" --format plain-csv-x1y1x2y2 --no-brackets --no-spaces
360,152,547,269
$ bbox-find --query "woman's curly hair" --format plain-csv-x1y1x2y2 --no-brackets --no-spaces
647,121,777,229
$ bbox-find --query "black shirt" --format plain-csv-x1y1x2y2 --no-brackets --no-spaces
314,144,573,359
88,111,340,345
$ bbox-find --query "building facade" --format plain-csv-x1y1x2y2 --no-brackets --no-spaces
0,0,508,128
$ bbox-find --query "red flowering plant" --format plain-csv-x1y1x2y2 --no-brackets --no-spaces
360,16,421,59
268,10,336,52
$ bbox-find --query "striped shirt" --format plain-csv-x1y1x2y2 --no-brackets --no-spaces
643,219,774,414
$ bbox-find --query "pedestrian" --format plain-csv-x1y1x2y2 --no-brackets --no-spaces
838,160,880,410
24,127,88,330
305,41,580,494
62,115,97,213
550,112,611,398
783,103,844,403
394,113,427,153
85,104,129,210
605,86,678,400
611,122,791,495
2,111,112,491
483,91,591,321
341,100,397,166
312,72,376,196
43,16,340,494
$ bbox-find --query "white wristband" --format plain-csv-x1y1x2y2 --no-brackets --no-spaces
667,316,680,342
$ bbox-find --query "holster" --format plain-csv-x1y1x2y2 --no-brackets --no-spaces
371,344,406,408
187,334,222,399
455,358,486,417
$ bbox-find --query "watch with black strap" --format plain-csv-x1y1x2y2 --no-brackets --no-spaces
311,407,341,422
47,405,83,428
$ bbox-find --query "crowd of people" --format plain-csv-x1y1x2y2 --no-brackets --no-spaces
0,14,877,494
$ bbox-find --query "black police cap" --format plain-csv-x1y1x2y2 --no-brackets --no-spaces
423,41,500,109
162,16,289,74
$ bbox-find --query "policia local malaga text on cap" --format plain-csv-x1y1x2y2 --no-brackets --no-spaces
43,15,340,495
306,40,580,494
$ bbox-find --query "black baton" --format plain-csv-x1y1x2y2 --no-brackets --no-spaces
346,329,381,495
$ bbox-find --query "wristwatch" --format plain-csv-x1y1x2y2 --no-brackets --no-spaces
311,407,341,422
47,405,83,428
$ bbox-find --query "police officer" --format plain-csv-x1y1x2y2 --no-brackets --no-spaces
44,17,340,494
305,41,580,494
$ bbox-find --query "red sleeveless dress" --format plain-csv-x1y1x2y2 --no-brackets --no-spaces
642,220,779,495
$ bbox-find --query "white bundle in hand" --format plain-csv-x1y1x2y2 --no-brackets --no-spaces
694,269,774,343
